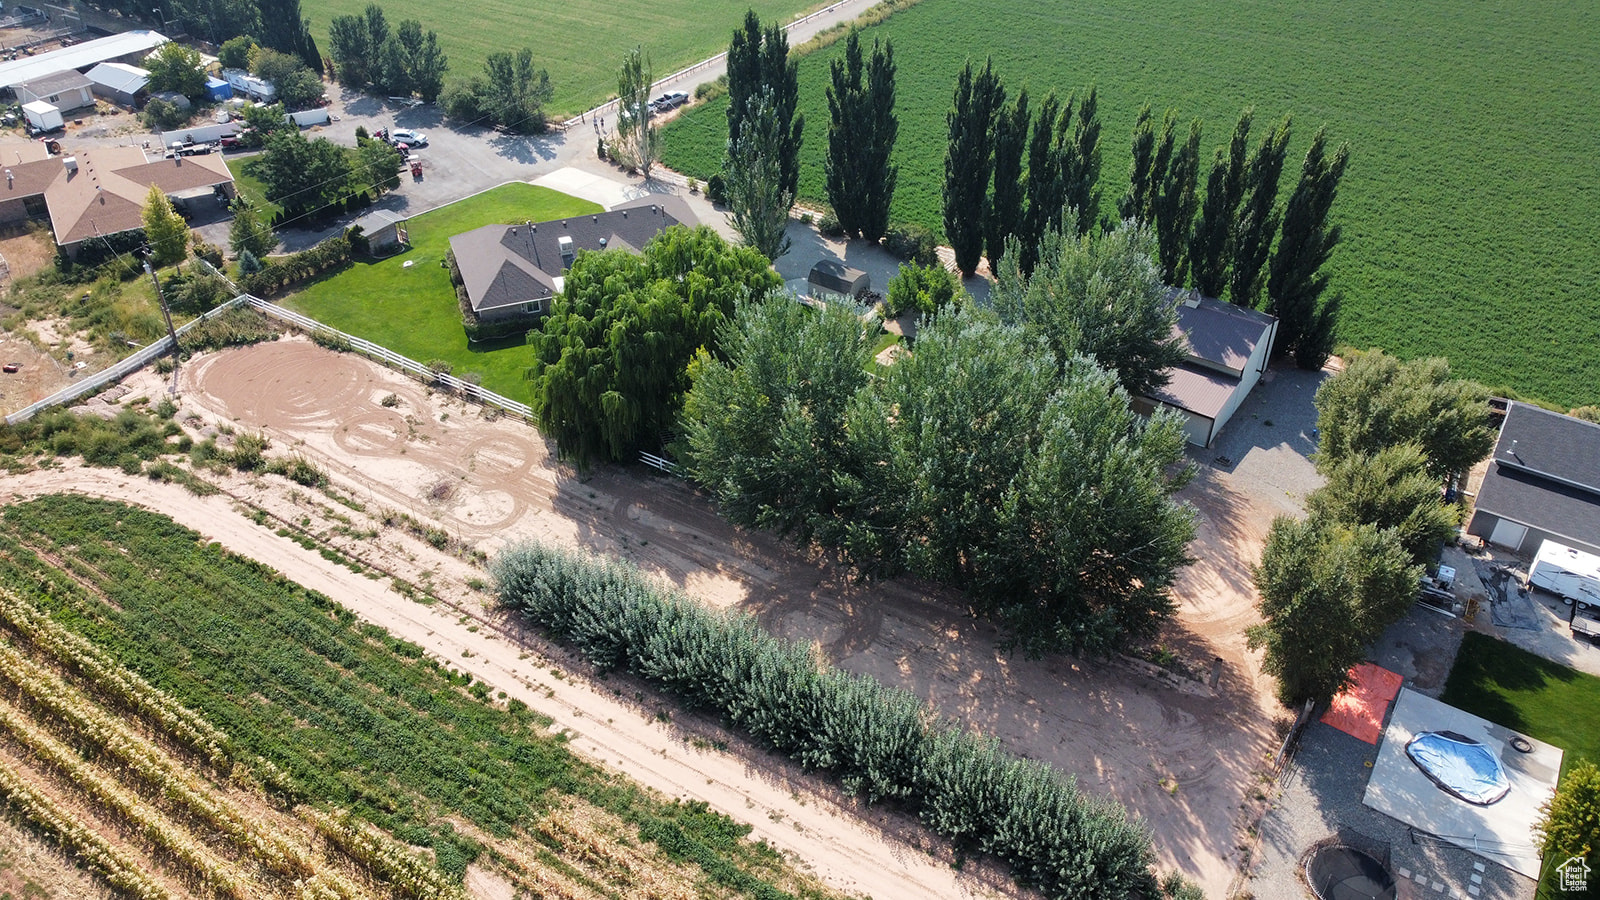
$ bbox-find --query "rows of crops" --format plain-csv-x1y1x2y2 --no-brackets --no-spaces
0,494,839,900
0,587,444,900
660,0,1600,407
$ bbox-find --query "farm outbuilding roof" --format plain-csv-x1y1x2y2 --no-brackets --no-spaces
15,69,93,99
87,62,150,96
0,30,168,90
1472,402,1600,554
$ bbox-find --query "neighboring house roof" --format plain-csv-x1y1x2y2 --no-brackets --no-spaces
1474,402,1600,549
1167,288,1277,375
16,69,93,98
86,62,151,95
0,30,168,90
39,145,232,246
448,195,695,315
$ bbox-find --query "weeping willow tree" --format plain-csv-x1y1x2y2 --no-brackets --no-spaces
525,226,779,467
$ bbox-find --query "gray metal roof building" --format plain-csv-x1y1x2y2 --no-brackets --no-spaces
0,31,168,91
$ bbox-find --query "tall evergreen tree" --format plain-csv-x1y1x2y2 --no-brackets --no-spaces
992,218,1187,397
1119,105,1157,223
1120,107,1176,228
985,89,1028,275
257,0,320,72
942,58,1003,277
1267,126,1350,369
824,31,897,242
1189,109,1252,298
1152,117,1202,285
726,88,795,262
1061,86,1102,236
726,12,803,202
1227,114,1291,308
1018,90,1064,275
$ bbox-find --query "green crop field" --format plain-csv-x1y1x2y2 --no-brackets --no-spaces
661,0,1600,408
299,0,822,116
284,183,600,400
0,494,841,897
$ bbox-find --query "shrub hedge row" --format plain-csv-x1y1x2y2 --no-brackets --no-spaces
239,235,352,297
491,541,1158,900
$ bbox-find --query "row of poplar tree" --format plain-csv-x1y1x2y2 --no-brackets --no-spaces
712,15,1350,370
941,61,1350,369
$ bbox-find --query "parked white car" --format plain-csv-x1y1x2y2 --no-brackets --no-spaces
391,129,428,147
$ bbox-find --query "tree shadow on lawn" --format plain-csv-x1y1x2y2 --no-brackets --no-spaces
1440,631,1583,739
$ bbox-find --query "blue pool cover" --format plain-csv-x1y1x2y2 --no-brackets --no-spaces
1405,731,1511,805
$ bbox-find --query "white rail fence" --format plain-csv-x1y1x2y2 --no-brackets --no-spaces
245,297,536,421
4,294,251,425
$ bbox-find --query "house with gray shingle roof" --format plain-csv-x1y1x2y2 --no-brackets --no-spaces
1468,402,1600,557
447,195,694,335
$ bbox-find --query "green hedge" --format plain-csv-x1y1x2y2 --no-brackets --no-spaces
491,541,1157,900
240,235,353,297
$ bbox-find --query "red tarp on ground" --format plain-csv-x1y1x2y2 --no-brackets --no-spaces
1320,663,1405,744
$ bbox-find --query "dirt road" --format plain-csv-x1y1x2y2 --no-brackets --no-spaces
8,337,1283,896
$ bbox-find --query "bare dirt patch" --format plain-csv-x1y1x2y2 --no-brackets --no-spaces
0,333,75,416
65,336,1283,896
0,223,57,287
0,807,116,900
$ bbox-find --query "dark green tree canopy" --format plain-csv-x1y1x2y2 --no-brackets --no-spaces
1313,349,1495,479
681,297,875,540
1226,114,1291,308
726,11,803,202
146,42,208,101
1189,109,1253,299
1248,516,1421,706
984,88,1028,275
1268,126,1350,369
1306,442,1459,565
824,30,898,242
992,217,1187,397
254,129,354,218
942,58,1003,277
527,226,780,467
682,302,1196,658
724,88,794,262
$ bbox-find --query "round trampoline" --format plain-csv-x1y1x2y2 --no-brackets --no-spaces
1305,845,1397,900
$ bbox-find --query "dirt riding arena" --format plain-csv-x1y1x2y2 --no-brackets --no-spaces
173,337,1279,896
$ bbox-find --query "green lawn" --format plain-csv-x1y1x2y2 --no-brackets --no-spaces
1441,631,1600,774
226,157,281,221
282,183,600,400
661,0,1600,409
299,0,822,116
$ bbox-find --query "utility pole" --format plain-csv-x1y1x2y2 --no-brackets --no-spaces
143,253,180,396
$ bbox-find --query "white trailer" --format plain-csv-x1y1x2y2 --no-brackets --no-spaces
22,100,62,133
1529,540,1600,609
287,108,329,127
158,121,242,147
